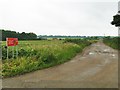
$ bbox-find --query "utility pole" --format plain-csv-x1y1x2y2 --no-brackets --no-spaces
118,1,120,36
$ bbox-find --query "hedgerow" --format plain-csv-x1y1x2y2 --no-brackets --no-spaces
103,37,120,50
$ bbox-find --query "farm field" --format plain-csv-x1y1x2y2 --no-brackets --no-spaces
2,39,92,77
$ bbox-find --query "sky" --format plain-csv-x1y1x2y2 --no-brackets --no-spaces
0,0,119,36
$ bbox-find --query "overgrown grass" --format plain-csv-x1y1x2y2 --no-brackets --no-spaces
2,40,92,78
64,38,92,47
103,37,120,50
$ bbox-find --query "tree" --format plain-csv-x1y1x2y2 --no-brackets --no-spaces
111,11,120,27
0,29,37,41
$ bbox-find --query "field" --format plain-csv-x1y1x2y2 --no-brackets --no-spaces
2,39,92,77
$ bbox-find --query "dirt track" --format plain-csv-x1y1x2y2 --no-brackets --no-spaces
2,41,118,88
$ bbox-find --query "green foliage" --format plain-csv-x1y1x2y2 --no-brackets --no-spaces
1,29,37,41
64,38,92,48
103,37,120,50
2,38,94,78
111,14,120,27
2,40,89,78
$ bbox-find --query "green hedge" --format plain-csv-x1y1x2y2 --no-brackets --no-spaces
103,37,120,50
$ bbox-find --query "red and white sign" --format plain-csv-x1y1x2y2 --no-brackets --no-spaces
6,38,18,46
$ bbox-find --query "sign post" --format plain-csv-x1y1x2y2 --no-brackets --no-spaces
6,39,8,60
6,38,18,60
16,45,18,58
13,46,14,58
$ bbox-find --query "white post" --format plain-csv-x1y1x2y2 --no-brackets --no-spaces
6,38,8,60
7,46,8,60
16,45,18,59
13,46,14,58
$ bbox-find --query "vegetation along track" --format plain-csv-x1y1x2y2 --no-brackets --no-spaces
2,41,118,88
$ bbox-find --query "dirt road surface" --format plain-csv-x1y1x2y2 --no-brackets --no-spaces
2,41,118,88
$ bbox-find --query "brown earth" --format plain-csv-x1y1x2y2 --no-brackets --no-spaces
2,41,118,88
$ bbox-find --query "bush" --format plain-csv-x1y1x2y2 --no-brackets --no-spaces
2,40,91,78
103,37,120,50
64,38,91,47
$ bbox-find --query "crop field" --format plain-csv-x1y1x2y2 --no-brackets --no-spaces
2,39,92,78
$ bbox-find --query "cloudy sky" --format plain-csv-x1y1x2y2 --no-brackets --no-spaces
0,0,119,36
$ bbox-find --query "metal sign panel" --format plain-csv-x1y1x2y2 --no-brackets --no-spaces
6,38,18,46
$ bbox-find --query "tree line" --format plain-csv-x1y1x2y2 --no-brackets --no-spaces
0,29,37,41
